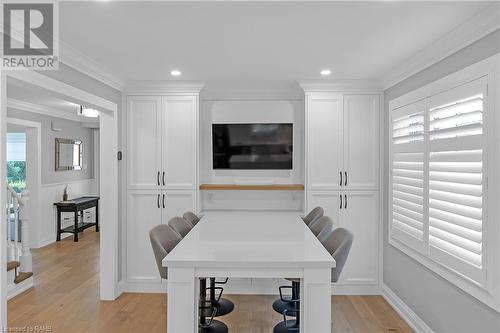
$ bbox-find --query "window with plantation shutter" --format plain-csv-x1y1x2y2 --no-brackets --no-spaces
389,72,495,299
389,56,500,310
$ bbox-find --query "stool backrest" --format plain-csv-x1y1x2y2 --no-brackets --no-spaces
183,211,200,226
309,216,332,237
303,206,324,226
317,218,334,243
322,228,354,282
168,216,193,238
149,224,182,279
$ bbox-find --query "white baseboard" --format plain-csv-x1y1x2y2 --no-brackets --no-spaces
332,283,381,295
382,284,434,333
120,280,167,293
7,277,34,300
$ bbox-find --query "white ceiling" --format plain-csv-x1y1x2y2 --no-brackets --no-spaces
56,1,498,93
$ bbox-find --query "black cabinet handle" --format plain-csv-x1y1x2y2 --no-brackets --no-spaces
339,195,342,209
157,171,160,186
162,194,166,209
345,171,347,186
162,171,166,186
340,172,342,186
157,194,160,208
345,194,348,209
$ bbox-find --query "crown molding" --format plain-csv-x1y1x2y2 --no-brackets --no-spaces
7,98,99,125
0,12,125,92
59,41,126,92
124,80,205,94
381,3,500,90
298,79,382,93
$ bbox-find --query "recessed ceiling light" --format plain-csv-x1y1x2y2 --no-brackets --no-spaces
320,69,332,76
170,70,181,77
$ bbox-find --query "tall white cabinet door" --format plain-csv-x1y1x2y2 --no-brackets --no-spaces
343,95,379,190
306,94,343,190
162,191,197,223
127,96,163,189
126,190,163,284
306,191,341,227
337,192,379,286
162,96,198,190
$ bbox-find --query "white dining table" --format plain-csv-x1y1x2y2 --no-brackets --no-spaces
162,211,336,333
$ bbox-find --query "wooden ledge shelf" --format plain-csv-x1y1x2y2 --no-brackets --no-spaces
199,184,305,191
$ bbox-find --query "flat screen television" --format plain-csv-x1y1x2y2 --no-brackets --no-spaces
212,123,293,170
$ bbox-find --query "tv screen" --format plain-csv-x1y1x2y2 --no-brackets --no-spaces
212,123,293,170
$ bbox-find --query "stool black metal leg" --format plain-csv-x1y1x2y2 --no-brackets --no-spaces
200,278,207,327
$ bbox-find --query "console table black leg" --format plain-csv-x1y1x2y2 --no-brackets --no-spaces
95,203,99,232
74,210,78,242
56,208,61,242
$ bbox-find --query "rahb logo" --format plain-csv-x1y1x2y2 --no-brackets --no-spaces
1,1,59,70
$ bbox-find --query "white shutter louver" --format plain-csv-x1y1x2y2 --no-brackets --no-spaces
390,101,426,252
427,82,485,282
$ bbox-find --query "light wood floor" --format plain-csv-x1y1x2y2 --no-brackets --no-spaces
8,231,413,333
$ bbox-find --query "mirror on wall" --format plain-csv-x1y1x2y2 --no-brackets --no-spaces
55,138,83,171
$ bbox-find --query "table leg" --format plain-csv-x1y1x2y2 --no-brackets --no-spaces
74,210,78,242
167,267,197,333
95,202,99,232
56,208,61,242
301,268,332,333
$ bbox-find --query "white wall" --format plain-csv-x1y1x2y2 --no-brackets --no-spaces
383,30,500,333
200,99,304,212
7,109,95,184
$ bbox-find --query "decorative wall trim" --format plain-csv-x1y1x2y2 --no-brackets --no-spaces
124,81,205,94
59,41,126,92
381,3,500,90
382,284,435,333
7,98,99,125
298,79,382,92
40,178,97,189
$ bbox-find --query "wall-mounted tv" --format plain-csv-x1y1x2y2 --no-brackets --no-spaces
212,123,293,170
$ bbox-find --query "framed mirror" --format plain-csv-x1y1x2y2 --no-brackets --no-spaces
55,138,83,171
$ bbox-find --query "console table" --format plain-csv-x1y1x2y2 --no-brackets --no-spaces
54,196,100,242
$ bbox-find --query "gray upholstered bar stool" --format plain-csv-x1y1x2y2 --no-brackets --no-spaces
168,216,234,328
163,218,231,332
149,224,182,280
302,206,324,226
183,211,201,226
168,216,193,237
271,221,334,326
272,227,354,333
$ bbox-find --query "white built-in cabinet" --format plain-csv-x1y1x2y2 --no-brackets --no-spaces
304,89,381,292
125,91,199,286
306,94,379,190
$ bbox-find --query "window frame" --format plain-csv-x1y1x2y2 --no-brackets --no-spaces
388,54,500,312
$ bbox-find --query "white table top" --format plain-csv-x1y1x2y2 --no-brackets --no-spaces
163,211,336,269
